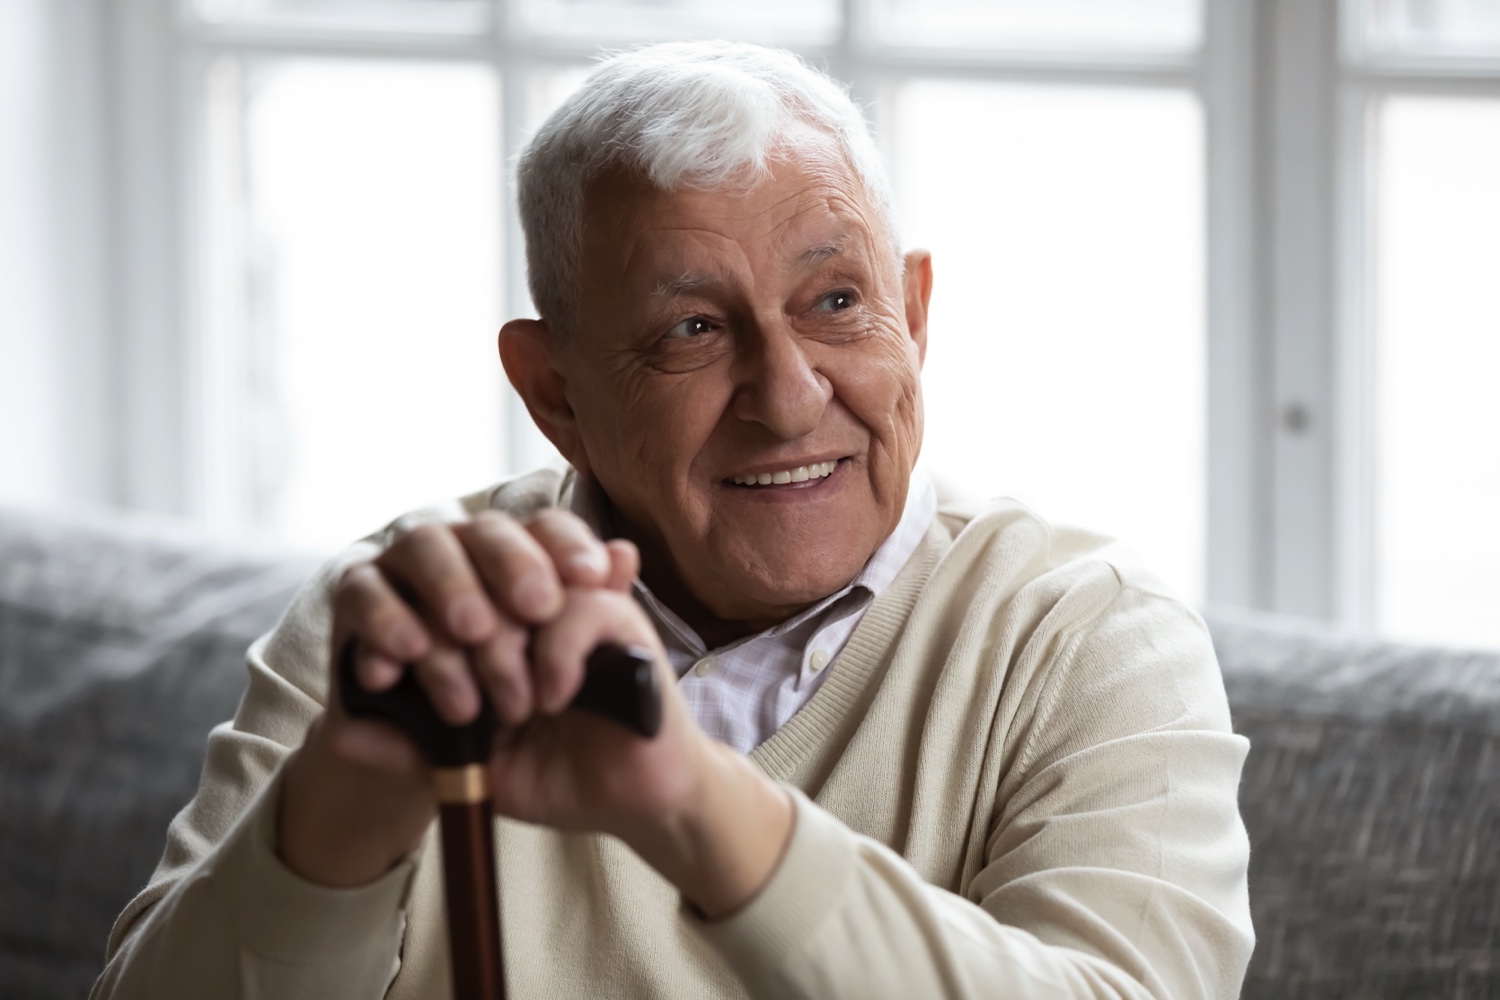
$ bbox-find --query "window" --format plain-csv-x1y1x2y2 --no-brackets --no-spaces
201,57,506,546
103,0,1500,649
172,0,1216,604
895,82,1205,599
1345,0,1500,648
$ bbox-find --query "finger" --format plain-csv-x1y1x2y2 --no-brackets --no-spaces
525,510,611,587
378,523,497,645
468,621,534,726
603,538,639,593
354,640,406,694
334,562,431,668
410,640,481,725
530,589,664,714
453,511,565,624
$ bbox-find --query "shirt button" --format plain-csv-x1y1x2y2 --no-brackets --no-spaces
809,650,830,673
693,656,716,677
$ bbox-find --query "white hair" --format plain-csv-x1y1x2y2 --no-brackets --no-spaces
515,41,898,335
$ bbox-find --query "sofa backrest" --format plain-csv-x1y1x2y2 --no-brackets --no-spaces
0,507,316,1000
1209,609,1500,1000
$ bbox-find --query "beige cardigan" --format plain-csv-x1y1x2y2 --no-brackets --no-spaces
94,469,1254,999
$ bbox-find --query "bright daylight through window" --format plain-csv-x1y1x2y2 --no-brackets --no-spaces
180,0,1500,650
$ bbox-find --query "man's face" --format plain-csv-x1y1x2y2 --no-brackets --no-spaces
555,148,930,626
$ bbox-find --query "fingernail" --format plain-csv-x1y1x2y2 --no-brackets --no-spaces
569,549,609,578
449,595,490,641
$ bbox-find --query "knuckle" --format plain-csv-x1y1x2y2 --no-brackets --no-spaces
334,565,386,618
415,645,464,681
469,508,517,534
529,508,588,540
338,560,380,592
470,517,529,559
573,587,618,614
367,603,412,637
400,521,448,550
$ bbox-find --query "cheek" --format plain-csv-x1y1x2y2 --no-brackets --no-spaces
839,337,924,450
828,335,924,525
574,369,731,498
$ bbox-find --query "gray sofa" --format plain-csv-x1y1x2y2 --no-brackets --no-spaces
2,505,1496,999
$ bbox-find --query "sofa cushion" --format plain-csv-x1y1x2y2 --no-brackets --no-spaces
1209,609,1500,1000
0,506,317,1000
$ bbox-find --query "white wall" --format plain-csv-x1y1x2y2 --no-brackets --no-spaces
0,0,116,510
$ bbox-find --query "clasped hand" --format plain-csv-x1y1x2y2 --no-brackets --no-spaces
278,509,792,919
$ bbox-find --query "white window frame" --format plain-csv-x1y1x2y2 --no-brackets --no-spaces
1258,0,1500,627
108,0,1500,629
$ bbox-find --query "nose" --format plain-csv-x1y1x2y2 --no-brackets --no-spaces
730,315,830,440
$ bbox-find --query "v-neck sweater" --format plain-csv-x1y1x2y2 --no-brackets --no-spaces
569,467,938,753
95,467,1254,1000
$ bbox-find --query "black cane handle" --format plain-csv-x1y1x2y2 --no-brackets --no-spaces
338,641,662,767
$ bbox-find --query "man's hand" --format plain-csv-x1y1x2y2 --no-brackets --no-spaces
483,586,795,919
278,509,632,888
277,508,793,919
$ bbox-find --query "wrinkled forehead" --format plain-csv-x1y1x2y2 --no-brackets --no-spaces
579,146,893,286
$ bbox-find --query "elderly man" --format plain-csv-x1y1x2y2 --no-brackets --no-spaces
94,41,1253,1000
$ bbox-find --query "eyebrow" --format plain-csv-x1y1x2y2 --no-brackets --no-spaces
649,237,852,298
653,273,722,298
800,240,846,265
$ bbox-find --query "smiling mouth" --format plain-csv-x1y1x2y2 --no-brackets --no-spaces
726,459,840,488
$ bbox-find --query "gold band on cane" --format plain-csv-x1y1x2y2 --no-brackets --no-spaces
434,764,488,804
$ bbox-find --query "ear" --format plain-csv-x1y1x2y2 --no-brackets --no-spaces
901,250,933,367
497,319,588,472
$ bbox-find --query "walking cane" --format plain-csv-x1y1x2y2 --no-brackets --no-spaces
338,641,662,1000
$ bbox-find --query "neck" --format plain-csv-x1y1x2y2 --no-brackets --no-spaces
613,516,814,650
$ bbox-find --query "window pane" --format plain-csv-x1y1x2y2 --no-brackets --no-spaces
526,68,591,147
1373,96,1500,651
517,0,839,45
217,59,505,548
870,0,1201,54
894,82,1205,602
1356,0,1500,57
496,67,594,475
193,0,491,34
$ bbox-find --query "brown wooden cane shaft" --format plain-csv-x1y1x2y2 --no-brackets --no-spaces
438,796,505,1000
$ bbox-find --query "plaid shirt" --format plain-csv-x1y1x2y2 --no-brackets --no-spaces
572,472,937,753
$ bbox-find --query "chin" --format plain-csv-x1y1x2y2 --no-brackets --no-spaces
721,547,869,614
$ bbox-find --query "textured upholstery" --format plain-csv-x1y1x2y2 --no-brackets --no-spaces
1209,610,1500,999
0,506,1495,998
0,507,315,1000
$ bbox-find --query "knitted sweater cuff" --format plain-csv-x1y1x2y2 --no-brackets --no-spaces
688,786,854,981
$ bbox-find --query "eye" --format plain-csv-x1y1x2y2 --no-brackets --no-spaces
814,290,856,313
664,315,717,339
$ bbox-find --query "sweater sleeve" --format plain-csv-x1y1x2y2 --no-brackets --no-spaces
693,583,1255,1000
90,541,421,1000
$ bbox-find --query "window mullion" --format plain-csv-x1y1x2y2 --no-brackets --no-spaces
497,5,554,476
117,0,194,518
1267,0,1342,620
1202,0,1269,611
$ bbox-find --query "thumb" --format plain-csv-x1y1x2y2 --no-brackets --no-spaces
604,538,640,593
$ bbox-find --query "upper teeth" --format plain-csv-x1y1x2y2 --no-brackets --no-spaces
731,460,838,486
